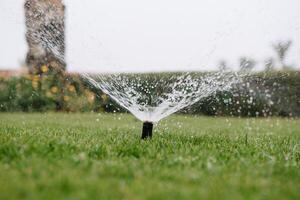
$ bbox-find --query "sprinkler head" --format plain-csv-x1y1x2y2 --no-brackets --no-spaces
142,122,153,139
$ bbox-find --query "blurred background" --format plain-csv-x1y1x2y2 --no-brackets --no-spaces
0,0,299,116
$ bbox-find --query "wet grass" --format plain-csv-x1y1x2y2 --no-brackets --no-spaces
0,113,299,200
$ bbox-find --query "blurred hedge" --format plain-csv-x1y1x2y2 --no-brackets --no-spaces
186,71,300,117
0,70,105,112
0,71,299,117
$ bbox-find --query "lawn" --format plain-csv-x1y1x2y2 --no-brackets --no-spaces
0,113,299,200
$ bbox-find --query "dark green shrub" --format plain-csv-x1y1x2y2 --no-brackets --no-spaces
0,71,299,117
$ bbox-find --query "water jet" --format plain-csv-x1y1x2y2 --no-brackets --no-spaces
84,72,240,139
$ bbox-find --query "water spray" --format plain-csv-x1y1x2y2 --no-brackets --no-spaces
84,72,239,140
142,122,153,139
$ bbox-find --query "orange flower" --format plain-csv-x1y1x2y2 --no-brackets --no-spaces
68,85,76,93
32,81,38,89
85,90,95,104
51,86,58,93
50,61,59,69
32,75,39,82
46,91,52,98
101,94,108,102
41,65,49,73
63,95,70,102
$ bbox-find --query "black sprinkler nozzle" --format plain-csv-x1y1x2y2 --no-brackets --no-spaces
142,122,153,139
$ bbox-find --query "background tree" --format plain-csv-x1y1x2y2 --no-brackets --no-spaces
272,40,292,70
24,0,66,111
239,57,256,72
264,58,275,72
218,60,229,72
24,0,66,75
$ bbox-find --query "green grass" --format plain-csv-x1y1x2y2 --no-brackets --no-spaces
0,113,299,200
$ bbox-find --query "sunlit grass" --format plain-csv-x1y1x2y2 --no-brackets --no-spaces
0,113,299,200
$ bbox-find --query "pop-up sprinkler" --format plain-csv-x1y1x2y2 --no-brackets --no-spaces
141,122,153,139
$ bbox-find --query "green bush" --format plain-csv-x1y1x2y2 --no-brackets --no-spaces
187,71,300,117
0,73,103,112
1,71,299,117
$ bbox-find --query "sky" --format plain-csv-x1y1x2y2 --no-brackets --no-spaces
0,0,300,72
